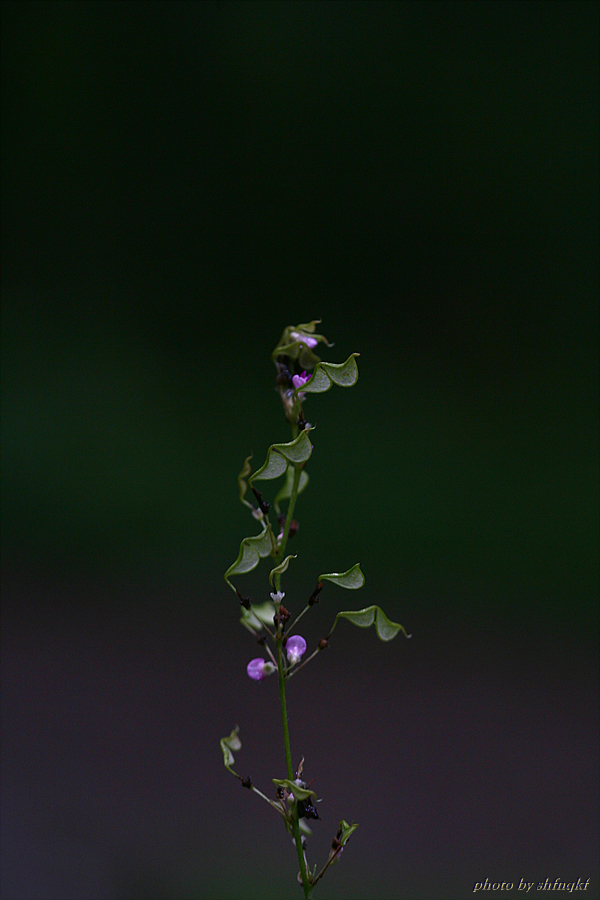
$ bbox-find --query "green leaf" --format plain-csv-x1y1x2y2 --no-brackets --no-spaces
329,605,411,641
237,455,253,508
224,526,275,590
240,601,276,632
337,819,359,846
269,554,297,586
299,353,359,394
274,464,309,505
319,563,365,589
220,727,242,775
249,429,313,482
272,778,317,801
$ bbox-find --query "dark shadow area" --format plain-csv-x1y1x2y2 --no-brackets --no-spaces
2,2,598,898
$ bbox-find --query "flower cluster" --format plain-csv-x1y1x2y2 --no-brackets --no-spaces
245,635,307,681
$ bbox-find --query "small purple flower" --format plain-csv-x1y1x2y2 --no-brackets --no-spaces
247,658,275,681
285,635,307,666
292,371,312,391
290,331,318,349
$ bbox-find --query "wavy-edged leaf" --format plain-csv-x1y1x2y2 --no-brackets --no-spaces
298,353,359,394
272,778,316,802
329,605,411,641
274,464,309,505
269,554,297,586
224,526,275,590
240,601,276,632
237,455,253,508
220,726,241,775
319,563,365,589
249,429,313,482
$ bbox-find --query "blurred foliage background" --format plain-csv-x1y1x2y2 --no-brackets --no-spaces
1,2,598,898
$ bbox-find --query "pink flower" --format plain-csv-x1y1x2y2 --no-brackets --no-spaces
246,658,275,681
292,371,312,391
285,635,307,666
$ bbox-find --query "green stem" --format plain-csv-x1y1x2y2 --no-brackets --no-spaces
275,462,302,576
277,640,313,899
277,642,294,779
273,424,312,897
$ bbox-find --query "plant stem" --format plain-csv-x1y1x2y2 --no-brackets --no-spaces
276,641,295,779
272,456,312,899
269,418,313,897
276,639,313,899
276,462,302,570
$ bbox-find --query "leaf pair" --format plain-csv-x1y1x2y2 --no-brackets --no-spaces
296,353,359,395
224,526,275,592
237,432,312,512
329,605,411,642
250,429,313,483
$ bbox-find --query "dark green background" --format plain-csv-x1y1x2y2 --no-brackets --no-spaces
2,2,598,898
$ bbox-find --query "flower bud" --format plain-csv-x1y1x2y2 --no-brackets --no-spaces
285,635,307,666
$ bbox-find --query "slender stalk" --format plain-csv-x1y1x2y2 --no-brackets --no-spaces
264,642,278,668
276,462,302,570
287,603,311,635
249,783,288,817
285,645,321,680
312,850,341,886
